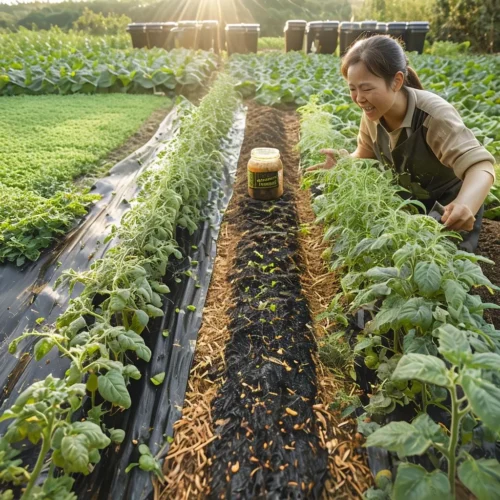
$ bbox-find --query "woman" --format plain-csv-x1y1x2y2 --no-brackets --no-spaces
308,35,496,252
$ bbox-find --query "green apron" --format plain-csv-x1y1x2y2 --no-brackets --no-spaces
371,107,483,252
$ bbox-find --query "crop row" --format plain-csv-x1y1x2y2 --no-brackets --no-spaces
0,75,239,498
0,39,217,95
298,96,500,499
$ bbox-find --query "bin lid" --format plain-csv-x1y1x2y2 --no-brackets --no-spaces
339,22,361,30
408,21,430,29
323,21,340,28
178,20,198,27
387,22,408,30
126,23,147,31
201,20,219,27
145,22,168,31
361,21,377,29
285,20,307,28
225,23,260,32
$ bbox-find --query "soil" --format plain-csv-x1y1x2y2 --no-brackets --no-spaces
476,219,500,328
160,103,370,499
105,105,172,167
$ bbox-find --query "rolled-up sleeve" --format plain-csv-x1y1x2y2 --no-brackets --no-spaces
426,107,496,181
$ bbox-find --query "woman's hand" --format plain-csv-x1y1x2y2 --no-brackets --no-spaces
305,149,338,172
441,203,475,231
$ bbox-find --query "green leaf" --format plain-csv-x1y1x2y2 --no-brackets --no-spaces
34,337,55,361
123,364,142,380
365,267,399,281
146,304,164,318
71,421,110,449
109,428,126,444
366,421,432,456
86,373,98,392
109,289,131,312
392,354,449,387
414,261,441,296
392,463,451,500
436,324,471,365
442,279,467,310
403,330,438,356
151,372,165,385
61,434,90,474
467,352,500,371
398,298,433,331
97,370,131,409
458,457,500,500
131,309,149,334
139,454,159,472
135,343,152,362
138,443,151,455
461,369,500,434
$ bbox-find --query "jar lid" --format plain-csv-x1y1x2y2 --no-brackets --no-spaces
251,147,280,159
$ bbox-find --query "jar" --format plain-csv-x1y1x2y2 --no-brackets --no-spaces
247,148,284,201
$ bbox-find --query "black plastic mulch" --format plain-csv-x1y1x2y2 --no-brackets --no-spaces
0,108,246,500
209,107,328,499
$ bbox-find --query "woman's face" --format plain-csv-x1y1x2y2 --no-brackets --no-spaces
347,62,399,122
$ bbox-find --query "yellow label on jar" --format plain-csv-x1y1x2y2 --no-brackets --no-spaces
248,171,279,189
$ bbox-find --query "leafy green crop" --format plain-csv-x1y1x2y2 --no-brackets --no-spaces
298,96,500,499
0,28,218,96
0,74,239,498
0,93,171,265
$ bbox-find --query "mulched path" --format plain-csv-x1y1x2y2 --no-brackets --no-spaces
159,102,370,499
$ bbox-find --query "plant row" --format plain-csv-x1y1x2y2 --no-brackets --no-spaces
0,74,239,499
298,96,500,500
0,94,170,266
0,33,217,95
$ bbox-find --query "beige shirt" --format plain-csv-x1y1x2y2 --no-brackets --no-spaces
357,86,496,181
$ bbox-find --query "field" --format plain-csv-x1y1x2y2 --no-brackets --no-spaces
0,29,499,500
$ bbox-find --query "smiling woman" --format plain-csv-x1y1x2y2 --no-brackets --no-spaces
309,35,496,253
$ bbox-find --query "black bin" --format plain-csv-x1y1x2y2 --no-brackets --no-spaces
284,20,307,52
225,24,260,55
306,21,339,54
375,22,388,35
127,23,148,49
387,21,408,47
145,22,177,50
175,21,199,49
407,21,430,53
339,22,361,55
360,21,378,38
199,20,219,52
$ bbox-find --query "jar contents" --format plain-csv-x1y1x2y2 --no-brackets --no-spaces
247,147,284,201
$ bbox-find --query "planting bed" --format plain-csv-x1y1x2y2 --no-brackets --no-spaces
160,103,371,499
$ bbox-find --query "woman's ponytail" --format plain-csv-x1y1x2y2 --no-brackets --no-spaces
405,66,424,90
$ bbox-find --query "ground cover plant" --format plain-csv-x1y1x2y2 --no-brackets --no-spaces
298,96,500,499
0,27,217,96
0,74,239,499
0,93,171,265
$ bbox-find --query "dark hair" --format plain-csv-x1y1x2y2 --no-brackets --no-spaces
341,35,423,90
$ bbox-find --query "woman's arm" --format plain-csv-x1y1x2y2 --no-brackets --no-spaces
442,164,495,231
305,146,374,171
